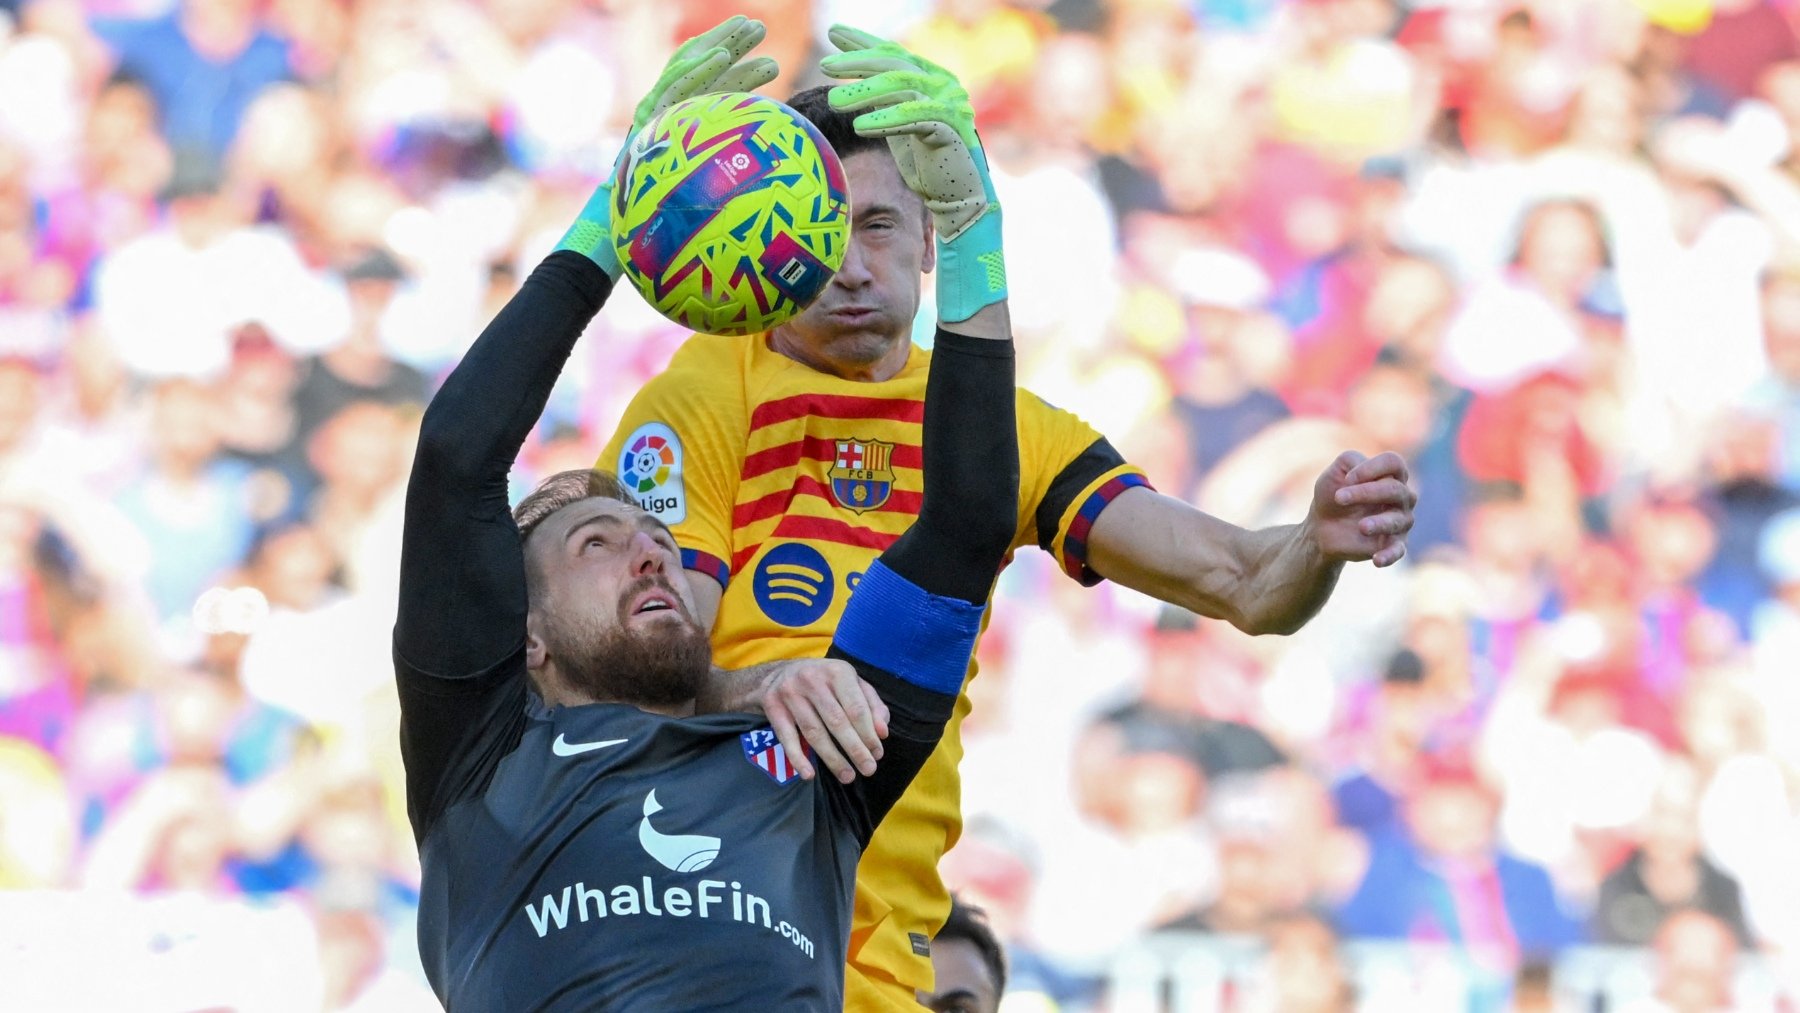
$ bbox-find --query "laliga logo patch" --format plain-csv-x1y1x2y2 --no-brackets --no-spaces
828,439,895,514
752,543,834,628
638,789,721,873
618,422,686,524
713,149,755,184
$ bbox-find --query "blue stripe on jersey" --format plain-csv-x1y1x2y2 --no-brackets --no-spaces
833,560,984,697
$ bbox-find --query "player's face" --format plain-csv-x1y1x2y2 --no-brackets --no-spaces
768,149,934,380
917,938,998,1013
527,497,711,705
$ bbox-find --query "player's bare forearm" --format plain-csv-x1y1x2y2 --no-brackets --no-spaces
938,299,1010,343
1088,451,1412,634
1213,518,1343,635
696,660,786,715
1085,489,1343,636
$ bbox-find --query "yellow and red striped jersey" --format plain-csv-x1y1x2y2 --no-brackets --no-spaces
599,331,1147,1006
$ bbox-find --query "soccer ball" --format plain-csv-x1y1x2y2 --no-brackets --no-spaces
611,93,850,336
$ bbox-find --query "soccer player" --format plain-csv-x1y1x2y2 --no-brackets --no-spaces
393,17,1021,1009
597,23,1419,1010
920,896,1007,1013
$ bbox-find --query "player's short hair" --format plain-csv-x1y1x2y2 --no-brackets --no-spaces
513,468,635,544
785,85,889,162
937,895,1007,999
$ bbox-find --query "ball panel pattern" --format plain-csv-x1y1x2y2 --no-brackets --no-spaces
611,93,850,336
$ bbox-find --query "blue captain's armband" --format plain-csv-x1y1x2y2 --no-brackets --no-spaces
833,560,985,696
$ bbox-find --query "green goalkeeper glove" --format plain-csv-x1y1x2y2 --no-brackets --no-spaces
820,25,1007,324
557,15,779,279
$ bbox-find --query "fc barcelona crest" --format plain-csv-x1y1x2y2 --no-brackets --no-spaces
829,439,894,513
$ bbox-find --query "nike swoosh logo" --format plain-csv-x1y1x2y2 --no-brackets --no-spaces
552,733,629,757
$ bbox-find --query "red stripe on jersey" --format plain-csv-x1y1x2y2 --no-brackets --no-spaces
740,435,922,482
732,475,924,529
749,393,924,432
731,516,902,574
774,515,900,550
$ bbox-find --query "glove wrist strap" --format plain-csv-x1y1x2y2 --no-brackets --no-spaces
934,206,1006,323
556,146,630,280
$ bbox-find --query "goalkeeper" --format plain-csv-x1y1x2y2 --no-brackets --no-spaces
598,23,1418,1011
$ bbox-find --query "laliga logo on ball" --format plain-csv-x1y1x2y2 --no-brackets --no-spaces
612,92,850,336
638,789,721,873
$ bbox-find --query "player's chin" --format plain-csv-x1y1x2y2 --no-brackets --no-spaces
625,608,698,634
823,320,901,359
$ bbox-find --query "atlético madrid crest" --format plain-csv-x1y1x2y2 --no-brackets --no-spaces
742,728,804,785
829,439,894,514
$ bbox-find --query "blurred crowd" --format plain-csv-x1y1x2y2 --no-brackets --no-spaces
5,0,1800,1009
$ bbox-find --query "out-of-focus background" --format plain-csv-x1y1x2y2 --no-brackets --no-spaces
3,0,1800,1009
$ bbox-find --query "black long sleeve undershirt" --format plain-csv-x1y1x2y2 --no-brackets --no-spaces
395,251,612,681
880,330,1019,605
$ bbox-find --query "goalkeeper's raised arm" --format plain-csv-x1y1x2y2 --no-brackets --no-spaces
801,26,1019,843
818,287,1021,843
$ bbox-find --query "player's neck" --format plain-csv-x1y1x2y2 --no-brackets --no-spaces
537,678,698,717
625,698,697,718
766,329,910,383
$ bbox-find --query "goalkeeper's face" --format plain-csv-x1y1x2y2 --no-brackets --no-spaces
523,497,711,707
771,149,934,380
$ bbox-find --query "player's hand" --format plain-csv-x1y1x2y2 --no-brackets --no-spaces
821,24,1007,323
1307,451,1416,568
557,15,778,279
821,25,992,240
629,15,778,135
759,658,890,784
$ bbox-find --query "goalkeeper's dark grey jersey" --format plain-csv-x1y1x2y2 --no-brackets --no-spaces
402,658,941,1012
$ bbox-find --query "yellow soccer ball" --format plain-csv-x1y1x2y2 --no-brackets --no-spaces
611,93,850,336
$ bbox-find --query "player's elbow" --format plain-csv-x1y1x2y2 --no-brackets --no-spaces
1237,611,1310,637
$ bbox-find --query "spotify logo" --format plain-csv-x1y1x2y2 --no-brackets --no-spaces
751,543,835,627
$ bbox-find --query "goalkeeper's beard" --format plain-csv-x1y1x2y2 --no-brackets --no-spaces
538,579,712,707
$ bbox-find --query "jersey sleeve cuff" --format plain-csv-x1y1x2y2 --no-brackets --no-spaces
1055,469,1151,587
832,560,983,697
679,547,730,589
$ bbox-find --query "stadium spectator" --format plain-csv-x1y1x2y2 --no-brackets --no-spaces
1592,762,1752,947
91,0,293,173
1335,751,1580,961
1619,908,1743,1013
1237,910,1356,1013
